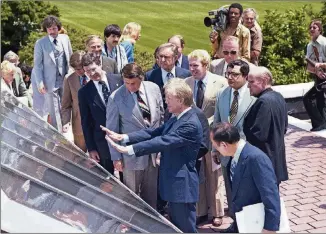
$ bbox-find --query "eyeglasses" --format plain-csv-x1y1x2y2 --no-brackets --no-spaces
225,72,242,79
223,51,237,56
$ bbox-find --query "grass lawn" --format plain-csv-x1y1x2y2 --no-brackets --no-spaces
54,1,323,54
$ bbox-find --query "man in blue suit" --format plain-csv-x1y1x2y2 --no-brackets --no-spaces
210,122,280,233
102,78,203,233
146,43,191,121
78,53,123,175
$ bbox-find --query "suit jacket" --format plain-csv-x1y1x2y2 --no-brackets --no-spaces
213,84,256,166
192,106,209,159
102,56,119,74
243,88,289,183
231,143,281,231
106,81,164,170
180,54,189,70
146,67,192,121
32,34,72,92
78,73,123,154
185,71,228,125
61,72,84,135
127,108,203,203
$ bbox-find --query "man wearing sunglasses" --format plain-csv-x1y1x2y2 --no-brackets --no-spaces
212,59,256,232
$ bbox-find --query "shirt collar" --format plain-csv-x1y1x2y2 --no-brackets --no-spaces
48,35,57,43
233,139,246,163
177,107,191,120
195,72,209,86
177,55,183,66
161,67,176,78
316,35,324,44
232,82,248,97
131,82,145,95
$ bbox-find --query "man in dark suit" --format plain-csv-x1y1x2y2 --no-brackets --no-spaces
168,35,189,70
244,66,289,186
102,78,203,233
146,43,191,121
210,122,281,233
78,52,123,174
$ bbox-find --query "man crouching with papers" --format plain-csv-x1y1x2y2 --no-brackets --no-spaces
210,122,280,233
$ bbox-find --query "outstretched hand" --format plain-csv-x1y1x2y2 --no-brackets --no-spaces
100,125,125,142
105,135,128,154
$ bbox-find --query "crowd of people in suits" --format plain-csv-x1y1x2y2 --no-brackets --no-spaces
1,1,326,233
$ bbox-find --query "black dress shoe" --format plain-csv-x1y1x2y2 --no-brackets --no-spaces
311,123,326,132
196,214,208,225
218,222,238,233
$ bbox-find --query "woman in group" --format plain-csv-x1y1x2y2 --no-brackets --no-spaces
119,22,141,63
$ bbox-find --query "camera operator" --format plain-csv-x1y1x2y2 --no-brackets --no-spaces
209,3,251,62
242,8,263,65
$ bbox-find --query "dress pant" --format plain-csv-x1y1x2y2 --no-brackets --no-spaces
73,134,87,152
123,157,158,209
168,202,197,233
45,87,63,132
303,84,326,128
197,153,224,218
222,164,233,216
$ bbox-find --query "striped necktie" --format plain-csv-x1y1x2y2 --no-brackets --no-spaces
135,91,151,126
230,159,237,182
98,81,110,104
229,90,239,124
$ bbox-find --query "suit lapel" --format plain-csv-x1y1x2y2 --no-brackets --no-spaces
233,88,253,127
220,87,231,122
122,88,145,127
58,34,69,63
46,37,56,65
232,144,249,200
143,83,157,126
89,81,106,112
217,60,225,77
202,74,215,111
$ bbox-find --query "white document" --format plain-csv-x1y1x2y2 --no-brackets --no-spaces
235,198,291,233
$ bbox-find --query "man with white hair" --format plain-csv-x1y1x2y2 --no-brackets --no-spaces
242,8,263,65
1,60,31,106
243,66,289,187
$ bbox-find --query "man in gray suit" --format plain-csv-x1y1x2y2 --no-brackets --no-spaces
103,63,164,209
32,15,73,131
212,59,256,219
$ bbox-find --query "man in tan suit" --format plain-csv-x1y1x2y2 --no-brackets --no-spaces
61,51,89,152
185,49,228,226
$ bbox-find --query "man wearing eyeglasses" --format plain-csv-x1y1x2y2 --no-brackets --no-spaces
212,59,256,233
78,52,123,175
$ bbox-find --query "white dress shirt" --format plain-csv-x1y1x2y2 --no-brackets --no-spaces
92,72,110,104
230,82,248,108
176,55,183,67
161,67,176,85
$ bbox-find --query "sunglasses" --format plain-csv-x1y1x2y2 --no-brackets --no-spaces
223,51,237,55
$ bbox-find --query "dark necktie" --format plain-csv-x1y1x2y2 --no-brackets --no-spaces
166,72,174,80
53,38,57,45
229,90,239,125
230,159,237,182
98,81,110,104
175,60,180,67
135,91,151,126
196,80,204,109
81,75,88,87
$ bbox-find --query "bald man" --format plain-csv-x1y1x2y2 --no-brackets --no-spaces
243,67,289,187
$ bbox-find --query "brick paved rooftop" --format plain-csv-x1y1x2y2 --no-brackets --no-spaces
198,124,326,233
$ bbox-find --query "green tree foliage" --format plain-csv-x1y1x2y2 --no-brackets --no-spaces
1,0,60,58
260,5,312,85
